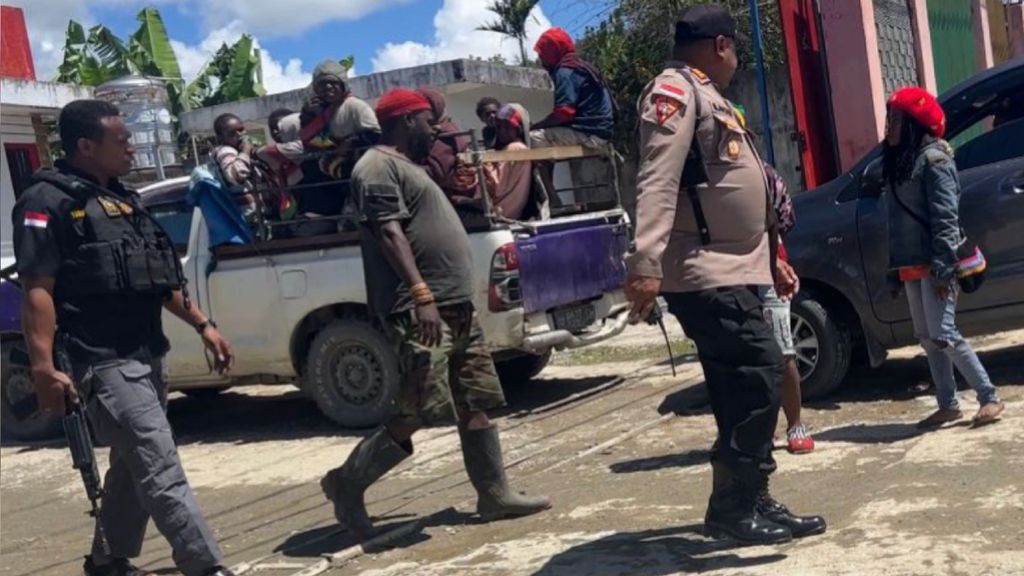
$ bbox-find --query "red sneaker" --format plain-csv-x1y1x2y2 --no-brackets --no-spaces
787,424,815,454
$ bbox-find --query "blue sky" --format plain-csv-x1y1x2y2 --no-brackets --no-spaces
13,0,609,94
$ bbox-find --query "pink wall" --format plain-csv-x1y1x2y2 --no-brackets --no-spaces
907,0,937,95
1006,5,1024,58
819,0,887,172
972,0,995,71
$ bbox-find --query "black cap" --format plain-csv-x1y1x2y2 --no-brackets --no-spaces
674,4,746,44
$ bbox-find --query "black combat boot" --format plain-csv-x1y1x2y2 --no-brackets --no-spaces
704,461,792,545
82,556,143,576
754,477,827,538
320,428,412,540
459,426,551,521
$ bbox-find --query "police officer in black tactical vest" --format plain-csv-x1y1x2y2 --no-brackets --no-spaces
12,100,236,576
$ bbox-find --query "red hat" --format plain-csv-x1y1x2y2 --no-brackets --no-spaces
375,88,432,123
887,86,946,138
534,27,574,68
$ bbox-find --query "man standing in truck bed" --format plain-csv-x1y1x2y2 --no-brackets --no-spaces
625,5,825,545
319,88,550,541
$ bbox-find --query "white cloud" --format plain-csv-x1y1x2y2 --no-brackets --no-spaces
200,0,409,37
170,21,311,95
5,0,91,80
372,0,552,73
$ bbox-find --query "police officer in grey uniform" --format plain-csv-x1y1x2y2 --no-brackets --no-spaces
12,100,236,576
625,6,826,545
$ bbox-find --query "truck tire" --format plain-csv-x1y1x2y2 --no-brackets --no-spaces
495,349,553,386
1,339,62,441
790,295,852,401
305,320,400,429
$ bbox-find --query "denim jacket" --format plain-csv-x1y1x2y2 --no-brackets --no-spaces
887,137,961,282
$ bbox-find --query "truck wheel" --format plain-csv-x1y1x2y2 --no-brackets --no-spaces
1,339,62,441
495,349,553,386
306,320,399,429
790,295,852,401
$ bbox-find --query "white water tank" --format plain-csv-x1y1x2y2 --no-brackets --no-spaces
94,75,178,177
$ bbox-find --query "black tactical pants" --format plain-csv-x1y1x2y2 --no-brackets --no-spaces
664,286,783,480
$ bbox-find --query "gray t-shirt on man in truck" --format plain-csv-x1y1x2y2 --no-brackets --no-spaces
352,145,474,318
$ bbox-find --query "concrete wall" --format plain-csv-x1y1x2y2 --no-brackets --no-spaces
725,68,803,193
1,110,36,262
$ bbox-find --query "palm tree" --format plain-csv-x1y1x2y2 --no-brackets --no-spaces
477,0,543,65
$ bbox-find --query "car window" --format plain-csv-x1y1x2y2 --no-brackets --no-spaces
951,85,1024,171
149,201,194,254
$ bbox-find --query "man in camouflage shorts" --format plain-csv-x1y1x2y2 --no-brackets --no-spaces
319,89,550,541
388,303,503,426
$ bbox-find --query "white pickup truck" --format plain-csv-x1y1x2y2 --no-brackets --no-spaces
0,145,632,438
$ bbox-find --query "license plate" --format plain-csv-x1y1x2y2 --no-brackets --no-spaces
553,303,597,333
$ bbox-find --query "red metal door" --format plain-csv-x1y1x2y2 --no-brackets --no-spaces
778,0,839,188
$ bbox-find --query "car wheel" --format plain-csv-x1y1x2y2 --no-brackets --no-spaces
1,339,62,441
790,295,852,400
305,320,399,429
495,349,553,386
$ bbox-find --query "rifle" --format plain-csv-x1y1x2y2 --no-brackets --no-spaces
10,343,110,555
63,392,110,556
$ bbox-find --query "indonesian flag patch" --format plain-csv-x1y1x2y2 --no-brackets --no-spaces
24,211,48,229
652,83,686,125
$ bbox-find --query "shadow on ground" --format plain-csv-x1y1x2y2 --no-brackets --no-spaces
610,449,710,474
531,525,786,575
275,508,470,559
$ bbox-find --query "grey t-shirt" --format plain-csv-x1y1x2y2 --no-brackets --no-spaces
353,146,474,317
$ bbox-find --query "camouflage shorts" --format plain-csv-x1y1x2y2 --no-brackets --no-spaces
386,303,505,427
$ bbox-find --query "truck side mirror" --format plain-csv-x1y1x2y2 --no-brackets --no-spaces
860,157,885,198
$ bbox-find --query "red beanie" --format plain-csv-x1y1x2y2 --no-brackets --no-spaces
888,86,946,138
534,27,574,67
375,88,432,123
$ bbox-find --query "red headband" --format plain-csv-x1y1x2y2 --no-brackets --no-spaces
375,88,432,123
888,86,946,138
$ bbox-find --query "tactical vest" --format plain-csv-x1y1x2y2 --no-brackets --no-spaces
33,170,186,299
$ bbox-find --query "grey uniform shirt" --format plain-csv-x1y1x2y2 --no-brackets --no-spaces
353,146,474,318
626,62,773,292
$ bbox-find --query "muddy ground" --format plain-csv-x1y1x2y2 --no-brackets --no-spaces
1,328,1022,576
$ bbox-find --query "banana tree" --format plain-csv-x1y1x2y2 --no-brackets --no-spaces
186,34,266,109
55,21,134,85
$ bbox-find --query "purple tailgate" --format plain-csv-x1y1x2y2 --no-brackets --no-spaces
515,223,628,314
0,280,21,333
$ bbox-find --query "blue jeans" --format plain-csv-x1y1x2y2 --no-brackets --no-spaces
904,280,999,410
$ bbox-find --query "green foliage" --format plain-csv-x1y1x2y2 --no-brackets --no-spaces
55,6,266,116
576,0,786,155
478,0,543,65
187,35,267,109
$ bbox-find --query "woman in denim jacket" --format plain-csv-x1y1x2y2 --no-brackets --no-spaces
884,87,1004,429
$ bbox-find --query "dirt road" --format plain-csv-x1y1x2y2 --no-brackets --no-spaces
2,329,1021,576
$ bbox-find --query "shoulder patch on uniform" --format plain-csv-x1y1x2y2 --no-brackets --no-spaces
653,95,683,125
97,196,123,217
688,67,711,84
71,209,86,220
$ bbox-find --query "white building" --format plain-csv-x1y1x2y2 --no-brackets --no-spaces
0,78,94,263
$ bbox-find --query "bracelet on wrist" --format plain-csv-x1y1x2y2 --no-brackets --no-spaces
195,319,218,334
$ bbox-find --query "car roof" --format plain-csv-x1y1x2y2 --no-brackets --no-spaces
138,175,190,205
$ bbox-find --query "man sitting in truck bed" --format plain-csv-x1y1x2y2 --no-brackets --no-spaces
260,60,381,236
483,103,533,220
417,86,481,213
530,27,615,149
